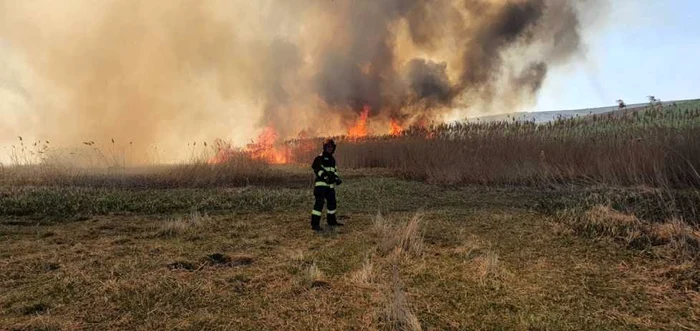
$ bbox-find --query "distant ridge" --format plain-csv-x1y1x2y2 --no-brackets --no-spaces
467,98,700,124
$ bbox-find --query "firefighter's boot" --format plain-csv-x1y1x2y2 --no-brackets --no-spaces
311,214,323,232
327,213,343,227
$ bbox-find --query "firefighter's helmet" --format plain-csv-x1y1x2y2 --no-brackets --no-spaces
323,138,336,151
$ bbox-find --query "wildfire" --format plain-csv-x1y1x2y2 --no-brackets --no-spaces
207,108,409,166
347,105,370,139
246,126,288,164
207,138,238,164
389,119,403,136
208,126,289,165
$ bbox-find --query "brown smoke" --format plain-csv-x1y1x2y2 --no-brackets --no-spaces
0,0,602,162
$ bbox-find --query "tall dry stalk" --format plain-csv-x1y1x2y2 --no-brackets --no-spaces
289,104,700,188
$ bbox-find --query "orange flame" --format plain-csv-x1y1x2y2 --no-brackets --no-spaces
247,126,288,164
347,105,370,139
389,119,403,136
208,126,289,165
207,138,238,164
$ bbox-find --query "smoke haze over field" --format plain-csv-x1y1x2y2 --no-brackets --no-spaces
0,0,605,163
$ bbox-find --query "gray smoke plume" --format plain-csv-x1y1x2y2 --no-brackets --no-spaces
405,59,452,105
0,0,603,162
307,0,596,122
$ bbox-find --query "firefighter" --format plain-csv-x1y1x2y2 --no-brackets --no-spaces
310,138,343,231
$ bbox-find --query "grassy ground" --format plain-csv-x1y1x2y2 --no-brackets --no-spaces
2,175,699,330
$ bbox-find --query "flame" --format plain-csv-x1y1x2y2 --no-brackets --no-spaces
347,105,370,139
207,138,238,164
208,126,289,165
389,119,403,136
246,126,288,164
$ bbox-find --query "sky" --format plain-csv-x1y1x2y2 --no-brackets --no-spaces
534,0,700,112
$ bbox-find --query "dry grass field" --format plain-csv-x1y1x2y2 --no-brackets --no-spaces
2,101,700,330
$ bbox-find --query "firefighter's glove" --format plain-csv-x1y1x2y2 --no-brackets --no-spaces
325,173,337,185
335,177,343,186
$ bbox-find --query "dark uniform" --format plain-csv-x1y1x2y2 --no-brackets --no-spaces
310,139,343,231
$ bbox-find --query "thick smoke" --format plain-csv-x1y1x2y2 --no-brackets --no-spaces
307,0,593,120
405,59,452,105
0,0,601,163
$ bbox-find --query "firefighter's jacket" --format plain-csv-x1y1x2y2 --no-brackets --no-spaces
312,152,340,188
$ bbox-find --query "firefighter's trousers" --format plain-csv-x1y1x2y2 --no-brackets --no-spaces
311,186,337,228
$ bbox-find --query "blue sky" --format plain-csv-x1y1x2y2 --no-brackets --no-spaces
535,0,700,112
